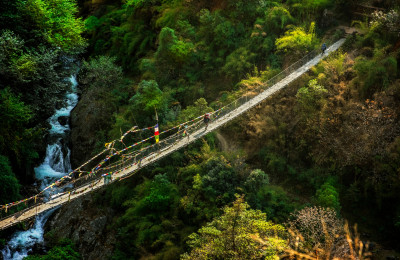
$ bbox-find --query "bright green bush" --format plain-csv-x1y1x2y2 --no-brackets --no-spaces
182,195,287,260
296,79,327,116
23,0,86,53
155,27,194,84
177,98,213,122
263,6,294,35
156,27,194,65
276,22,318,58
129,80,169,123
316,181,341,212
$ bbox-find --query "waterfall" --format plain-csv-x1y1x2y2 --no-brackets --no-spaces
35,75,78,186
1,75,79,260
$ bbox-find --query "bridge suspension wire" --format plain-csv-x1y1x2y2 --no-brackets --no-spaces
0,111,206,211
0,38,346,230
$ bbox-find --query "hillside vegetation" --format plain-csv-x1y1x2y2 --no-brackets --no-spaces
1,0,400,259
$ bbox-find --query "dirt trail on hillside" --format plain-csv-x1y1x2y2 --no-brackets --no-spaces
216,132,230,152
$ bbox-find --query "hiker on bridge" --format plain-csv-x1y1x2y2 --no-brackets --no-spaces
103,174,111,185
321,43,327,54
182,124,189,138
203,113,211,130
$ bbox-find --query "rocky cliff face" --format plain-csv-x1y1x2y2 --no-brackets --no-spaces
44,194,116,260
70,85,115,168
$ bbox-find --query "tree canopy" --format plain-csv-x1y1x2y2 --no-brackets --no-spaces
182,195,287,260
24,0,86,52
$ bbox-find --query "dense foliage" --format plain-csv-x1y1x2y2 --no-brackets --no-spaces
24,239,81,260
88,138,297,259
182,195,286,260
0,0,85,188
82,0,332,108
234,11,400,250
1,0,400,259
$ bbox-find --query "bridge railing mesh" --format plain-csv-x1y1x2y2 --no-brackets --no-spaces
1,40,341,226
66,46,321,195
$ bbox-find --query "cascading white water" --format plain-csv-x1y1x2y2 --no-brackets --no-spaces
1,75,79,260
35,75,78,187
0,209,56,260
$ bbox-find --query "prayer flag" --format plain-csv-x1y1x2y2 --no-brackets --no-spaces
155,124,159,143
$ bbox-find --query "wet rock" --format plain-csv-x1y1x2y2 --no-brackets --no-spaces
58,116,69,126
55,100,65,110
70,82,114,168
45,194,116,260
30,242,47,257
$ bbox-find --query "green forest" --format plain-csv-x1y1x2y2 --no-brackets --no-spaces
1,0,400,259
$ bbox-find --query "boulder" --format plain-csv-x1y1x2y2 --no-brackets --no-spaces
45,194,116,260
58,116,69,126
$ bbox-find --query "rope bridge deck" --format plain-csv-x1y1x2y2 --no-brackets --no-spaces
0,38,345,230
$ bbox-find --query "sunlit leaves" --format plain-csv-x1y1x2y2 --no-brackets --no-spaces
182,195,287,259
296,79,327,116
275,22,318,57
156,27,194,65
23,0,86,53
178,98,213,122
130,80,167,113
154,27,194,85
13,54,37,80
264,6,294,34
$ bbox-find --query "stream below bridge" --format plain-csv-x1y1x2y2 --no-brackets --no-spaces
1,71,79,260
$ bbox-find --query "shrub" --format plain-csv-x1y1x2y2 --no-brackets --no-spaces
316,181,341,212
276,22,318,59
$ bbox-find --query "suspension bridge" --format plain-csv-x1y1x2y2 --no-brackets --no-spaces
0,38,346,230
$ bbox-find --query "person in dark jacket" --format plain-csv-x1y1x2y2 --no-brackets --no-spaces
321,43,327,54
203,113,211,130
